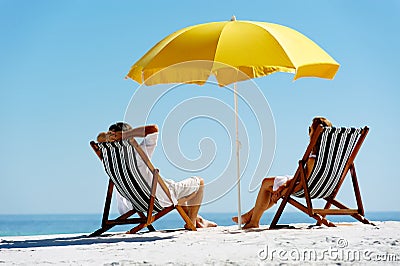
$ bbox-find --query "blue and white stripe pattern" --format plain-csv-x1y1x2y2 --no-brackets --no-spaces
98,140,163,213
292,127,362,199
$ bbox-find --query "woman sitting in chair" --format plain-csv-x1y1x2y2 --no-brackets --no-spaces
232,117,332,229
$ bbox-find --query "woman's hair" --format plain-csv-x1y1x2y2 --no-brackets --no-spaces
108,122,132,132
309,117,332,155
309,117,332,135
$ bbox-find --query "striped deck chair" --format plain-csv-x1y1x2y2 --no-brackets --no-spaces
270,125,373,229
89,133,196,237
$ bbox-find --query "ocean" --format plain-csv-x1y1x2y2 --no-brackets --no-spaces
0,212,399,237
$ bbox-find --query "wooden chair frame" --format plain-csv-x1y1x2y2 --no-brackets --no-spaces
270,126,374,229
89,132,196,237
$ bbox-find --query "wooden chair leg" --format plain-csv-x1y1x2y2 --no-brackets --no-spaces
176,205,196,231
89,226,113,237
89,180,114,237
126,206,177,234
137,212,156,232
270,172,301,229
128,223,147,234
270,195,290,229
101,180,114,226
350,165,365,215
289,198,336,227
271,164,314,229
316,200,332,226
89,210,137,237
147,224,156,231
330,199,374,225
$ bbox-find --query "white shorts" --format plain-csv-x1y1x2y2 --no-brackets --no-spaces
164,176,201,201
273,175,294,191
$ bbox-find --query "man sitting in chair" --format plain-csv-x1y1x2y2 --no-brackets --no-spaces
97,122,217,229
232,117,332,229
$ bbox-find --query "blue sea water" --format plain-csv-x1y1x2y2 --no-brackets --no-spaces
0,212,399,237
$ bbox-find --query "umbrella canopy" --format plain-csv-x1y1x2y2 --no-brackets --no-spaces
126,18,339,86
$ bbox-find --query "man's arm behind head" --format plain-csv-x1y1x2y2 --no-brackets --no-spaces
96,124,158,142
144,124,158,135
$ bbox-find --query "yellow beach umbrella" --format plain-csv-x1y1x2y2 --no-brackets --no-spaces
126,17,339,228
127,18,339,86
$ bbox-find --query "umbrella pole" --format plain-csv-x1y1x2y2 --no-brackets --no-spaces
234,83,242,229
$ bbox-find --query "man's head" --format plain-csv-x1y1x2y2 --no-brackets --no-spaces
97,122,132,142
108,122,132,133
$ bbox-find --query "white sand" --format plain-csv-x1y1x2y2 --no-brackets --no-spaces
1,222,399,265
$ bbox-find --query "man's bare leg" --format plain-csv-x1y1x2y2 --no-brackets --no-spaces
196,215,217,228
180,178,217,228
185,178,204,226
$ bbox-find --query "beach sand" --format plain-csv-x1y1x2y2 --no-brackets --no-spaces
1,221,399,265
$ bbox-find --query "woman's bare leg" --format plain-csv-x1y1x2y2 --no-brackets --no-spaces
232,178,276,227
232,208,254,224
242,178,275,229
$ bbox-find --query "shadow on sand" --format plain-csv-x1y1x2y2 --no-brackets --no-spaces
0,232,176,249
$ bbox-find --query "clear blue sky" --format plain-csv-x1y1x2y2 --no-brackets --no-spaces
1,0,399,215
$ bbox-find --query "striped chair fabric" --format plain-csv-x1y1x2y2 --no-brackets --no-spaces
98,140,164,213
292,127,362,199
